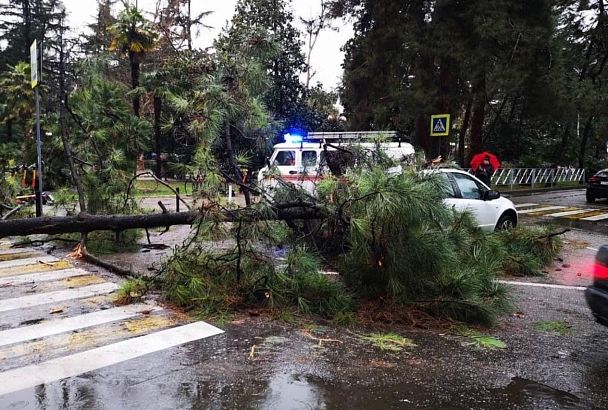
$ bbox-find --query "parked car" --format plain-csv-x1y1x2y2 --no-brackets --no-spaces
585,245,608,326
586,169,608,202
432,168,518,232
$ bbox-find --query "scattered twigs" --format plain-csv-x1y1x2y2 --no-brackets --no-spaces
2,205,23,220
124,171,191,211
535,228,570,240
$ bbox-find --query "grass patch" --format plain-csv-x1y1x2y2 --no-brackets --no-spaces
133,180,186,197
362,332,416,352
114,279,148,305
534,320,573,336
457,327,507,349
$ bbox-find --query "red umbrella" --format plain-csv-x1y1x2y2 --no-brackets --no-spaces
470,151,500,170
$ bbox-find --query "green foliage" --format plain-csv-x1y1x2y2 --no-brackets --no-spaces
115,278,148,305
361,332,416,352
457,327,507,350
497,226,562,276
162,217,352,319
70,58,151,214
534,320,573,336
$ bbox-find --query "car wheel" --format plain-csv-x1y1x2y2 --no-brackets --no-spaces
586,193,596,203
495,213,516,231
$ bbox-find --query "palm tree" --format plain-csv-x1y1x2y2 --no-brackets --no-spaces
108,6,157,117
0,62,35,155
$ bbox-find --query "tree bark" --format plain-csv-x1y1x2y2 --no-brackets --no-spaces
0,205,324,238
129,52,140,117
153,94,162,178
59,18,87,213
458,100,472,167
469,76,486,158
578,115,594,168
224,121,251,205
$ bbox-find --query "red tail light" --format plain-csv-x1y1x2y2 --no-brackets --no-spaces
590,176,599,182
593,262,608,280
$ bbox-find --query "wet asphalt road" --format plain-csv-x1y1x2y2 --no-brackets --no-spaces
509,189,602,209
1,227,608,409
2,194,608,409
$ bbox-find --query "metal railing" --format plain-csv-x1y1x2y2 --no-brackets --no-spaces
470,168,585,190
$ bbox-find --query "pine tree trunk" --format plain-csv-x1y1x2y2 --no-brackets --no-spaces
129,52,140,117
458,100,472,167
469,77,486,158
578,116,594,168
6,119,12,141
225,121,251,205
154,94,162,178
59,23,86,213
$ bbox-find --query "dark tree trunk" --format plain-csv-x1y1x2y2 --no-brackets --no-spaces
0,204,324,238
6,119,12,141
225,121,251,205
469,77,486,159
415,116,431,159
458,100,472,167
59,22,86,213
154,94,162,178
129,52,140,117
578,115,594,168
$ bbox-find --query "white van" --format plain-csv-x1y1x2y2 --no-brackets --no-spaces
257,131,415,196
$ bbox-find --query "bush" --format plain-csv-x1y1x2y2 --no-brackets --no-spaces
162,240,352,319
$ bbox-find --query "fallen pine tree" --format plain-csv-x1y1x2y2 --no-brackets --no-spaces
0,202,325,238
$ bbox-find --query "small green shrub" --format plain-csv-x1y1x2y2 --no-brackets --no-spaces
115,278,148,305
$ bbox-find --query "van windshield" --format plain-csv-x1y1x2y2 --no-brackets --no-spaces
274,151,295,166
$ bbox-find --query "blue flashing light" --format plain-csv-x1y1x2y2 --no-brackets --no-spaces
283,133,303,144
283,127,307,144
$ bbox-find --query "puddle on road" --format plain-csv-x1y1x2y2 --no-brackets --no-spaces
497,377,581,408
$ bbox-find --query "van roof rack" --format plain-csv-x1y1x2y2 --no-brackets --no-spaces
306,131,398,141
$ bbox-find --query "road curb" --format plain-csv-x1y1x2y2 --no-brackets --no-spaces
501,186,584,197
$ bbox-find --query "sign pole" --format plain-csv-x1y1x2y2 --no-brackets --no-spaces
34,86,43,217
31,40,43,217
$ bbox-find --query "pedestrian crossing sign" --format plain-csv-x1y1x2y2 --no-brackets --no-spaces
430,114,450,136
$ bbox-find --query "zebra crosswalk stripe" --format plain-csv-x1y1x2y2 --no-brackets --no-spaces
0,321,223,396
547,209,596,218
514,203,539,209
0,255,58,270
0,268,88,286
581,213,608,221
517,206,566,215
0,282,118,313
0,304,162,347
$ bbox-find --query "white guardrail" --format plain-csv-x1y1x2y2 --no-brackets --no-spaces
469,168,586,190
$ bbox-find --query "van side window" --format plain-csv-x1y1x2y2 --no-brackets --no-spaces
275,151,295,166
302,151,317,167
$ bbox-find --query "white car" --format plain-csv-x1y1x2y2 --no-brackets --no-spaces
431,168,518,232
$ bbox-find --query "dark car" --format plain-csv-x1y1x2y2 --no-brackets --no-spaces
586,169,608,202
585,245,608,326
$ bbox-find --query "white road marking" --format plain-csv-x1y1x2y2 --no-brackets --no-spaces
548,209,595,218
517,206,566,215
586,247,599,252
581,213,608,221
0,321,224,396
498,280,586,291
0,256,58,270
0,249,37,255
0,283,118,313
0,268,88,286
0,304,162,348
514,203,539,209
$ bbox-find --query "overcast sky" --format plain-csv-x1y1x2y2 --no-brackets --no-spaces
62,0,352,89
